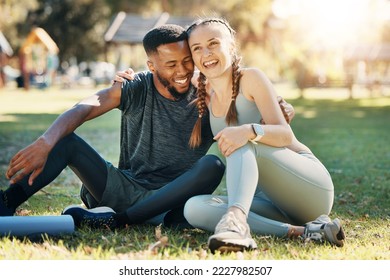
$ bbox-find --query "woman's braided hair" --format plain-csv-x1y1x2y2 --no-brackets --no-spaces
187,18,242,148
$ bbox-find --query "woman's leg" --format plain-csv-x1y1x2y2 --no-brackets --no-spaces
184,193,344,247
203,145,261,252
205,142,333,223
123,154,225,224
225,144,259,216
252,144,334,224
185,144,335,239
184,194,291,237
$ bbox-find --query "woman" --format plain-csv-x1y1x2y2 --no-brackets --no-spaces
183,17,345,253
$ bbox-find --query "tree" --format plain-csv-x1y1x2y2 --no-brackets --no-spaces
0,0,38,51
20,0,110,63
104,0,159,15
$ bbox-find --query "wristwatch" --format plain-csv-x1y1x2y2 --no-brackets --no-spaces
250,123,264,143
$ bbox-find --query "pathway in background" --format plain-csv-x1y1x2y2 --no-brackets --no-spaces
274,82,390,100
0,82,389,116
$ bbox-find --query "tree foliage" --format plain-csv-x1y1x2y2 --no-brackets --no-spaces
4,0,388,81
104,0,160,15
19,0,110,62
1,0,273,64
0,0,38,50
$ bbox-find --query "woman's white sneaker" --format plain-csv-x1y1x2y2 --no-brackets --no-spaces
304,214,345,247
208,211,258,253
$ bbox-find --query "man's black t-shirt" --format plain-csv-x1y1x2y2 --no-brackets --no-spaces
118,71,213,190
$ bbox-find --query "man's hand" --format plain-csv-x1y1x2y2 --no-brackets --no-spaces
112,68,136,84
277,96,295,124
261,96,295,124
6,137,51,185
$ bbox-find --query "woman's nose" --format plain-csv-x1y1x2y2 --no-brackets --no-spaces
203,48,212,56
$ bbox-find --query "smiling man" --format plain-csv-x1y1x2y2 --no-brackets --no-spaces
1,24,225,229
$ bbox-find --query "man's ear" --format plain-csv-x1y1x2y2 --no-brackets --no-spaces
147,60,155,72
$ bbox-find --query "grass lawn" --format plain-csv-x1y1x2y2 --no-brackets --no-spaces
0,84,389,260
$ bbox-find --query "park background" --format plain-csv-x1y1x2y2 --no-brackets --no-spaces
0,0,389,261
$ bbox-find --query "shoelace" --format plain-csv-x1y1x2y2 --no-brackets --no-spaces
304,224,326,240
215,213,247,234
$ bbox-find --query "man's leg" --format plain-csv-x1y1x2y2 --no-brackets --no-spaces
63,154,226,229
0,133,108,215
122,154,225,225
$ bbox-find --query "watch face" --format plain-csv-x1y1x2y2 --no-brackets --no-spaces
254,124,264,136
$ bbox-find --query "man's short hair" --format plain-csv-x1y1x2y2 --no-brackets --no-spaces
143,24,188,55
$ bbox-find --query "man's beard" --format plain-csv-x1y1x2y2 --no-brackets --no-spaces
156,72,186,101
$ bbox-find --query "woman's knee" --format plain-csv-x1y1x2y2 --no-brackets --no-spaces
227,144,257,163
184,195,228,231
184,195,215,226
183,196,202,226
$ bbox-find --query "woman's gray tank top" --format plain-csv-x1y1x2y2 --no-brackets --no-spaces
209,92,262,135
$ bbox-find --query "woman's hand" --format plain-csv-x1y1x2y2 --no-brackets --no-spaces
213,124,253,157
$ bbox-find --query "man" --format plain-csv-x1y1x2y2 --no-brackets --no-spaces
1,24,225,229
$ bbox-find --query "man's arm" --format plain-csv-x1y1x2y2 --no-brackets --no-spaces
113,68,295,124
6,83,122,185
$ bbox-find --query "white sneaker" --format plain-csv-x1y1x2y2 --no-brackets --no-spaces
304,214,345,247
208,211,258,253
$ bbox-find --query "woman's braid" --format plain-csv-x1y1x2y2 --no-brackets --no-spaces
188,17,242,148
225,54,242,125
189,73,208,148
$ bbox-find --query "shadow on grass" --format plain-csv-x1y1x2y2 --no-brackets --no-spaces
0,111,120,184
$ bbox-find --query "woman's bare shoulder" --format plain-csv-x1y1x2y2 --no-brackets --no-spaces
241,67,267,81
240,68,270,95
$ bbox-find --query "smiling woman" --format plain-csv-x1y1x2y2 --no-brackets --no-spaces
184,17,345,254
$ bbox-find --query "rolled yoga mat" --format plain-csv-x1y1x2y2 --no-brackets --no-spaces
0,215,75,237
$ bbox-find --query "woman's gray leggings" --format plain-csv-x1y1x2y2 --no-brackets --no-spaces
184,142,334,237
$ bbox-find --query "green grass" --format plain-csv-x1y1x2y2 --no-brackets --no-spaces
0,85,389,260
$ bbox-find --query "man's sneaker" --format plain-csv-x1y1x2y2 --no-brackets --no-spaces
0,190,14,216
303,214,345,247
208,211,258,253
62,205,117,230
